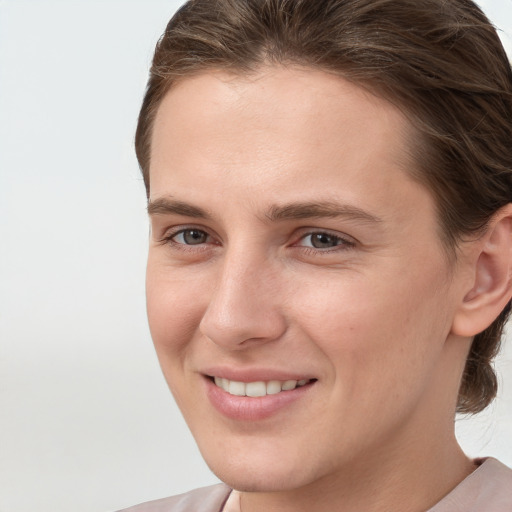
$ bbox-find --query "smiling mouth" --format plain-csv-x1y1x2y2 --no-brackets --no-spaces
210,377,315,397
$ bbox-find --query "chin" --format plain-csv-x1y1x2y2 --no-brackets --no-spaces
210,462,313,493
198,440,326,493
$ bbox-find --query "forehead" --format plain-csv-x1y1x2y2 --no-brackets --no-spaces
150,66,414,182
149,67,437,233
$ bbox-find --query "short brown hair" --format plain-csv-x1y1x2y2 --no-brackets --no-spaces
136,0,512,414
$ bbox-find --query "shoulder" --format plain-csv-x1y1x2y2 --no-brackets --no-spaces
429,458,512,512
475,458,512,506
116,483,232,512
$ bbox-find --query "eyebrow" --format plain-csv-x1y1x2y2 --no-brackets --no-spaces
147,197,382,225
147,198,211,219
266,201,382,224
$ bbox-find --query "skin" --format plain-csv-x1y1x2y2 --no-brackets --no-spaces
146,67,482,512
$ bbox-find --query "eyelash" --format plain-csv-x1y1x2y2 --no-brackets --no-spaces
295,231,356,253
159,226,355,254
158,227,216,251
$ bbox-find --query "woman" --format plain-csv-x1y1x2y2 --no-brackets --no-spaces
120,0,512,510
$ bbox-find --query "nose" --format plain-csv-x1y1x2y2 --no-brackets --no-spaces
199,250,287,349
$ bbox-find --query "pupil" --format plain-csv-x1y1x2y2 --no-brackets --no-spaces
312,233,336,248
184,230,206,245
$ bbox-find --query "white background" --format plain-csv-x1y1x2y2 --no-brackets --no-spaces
1,1,511,511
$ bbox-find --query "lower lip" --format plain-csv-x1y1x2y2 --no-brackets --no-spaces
205,377,315,421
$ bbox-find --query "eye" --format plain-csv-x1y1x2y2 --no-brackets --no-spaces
171,228,210,245
296,231,353,250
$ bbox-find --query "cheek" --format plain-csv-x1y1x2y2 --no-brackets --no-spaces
145,262,207,357
145,264,211,414
291,267,452,392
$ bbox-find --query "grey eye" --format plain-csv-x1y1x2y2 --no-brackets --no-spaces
308,233,342,248
176,229,209,245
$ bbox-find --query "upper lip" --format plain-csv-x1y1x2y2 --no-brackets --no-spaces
202,366,316,383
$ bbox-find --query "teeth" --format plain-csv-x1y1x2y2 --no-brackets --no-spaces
228,380,246,396
266,380,282,395
213,377,311,396
246,381,266,397
281,380,297,391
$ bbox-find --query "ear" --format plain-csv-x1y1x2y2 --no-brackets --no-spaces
451,204,512,337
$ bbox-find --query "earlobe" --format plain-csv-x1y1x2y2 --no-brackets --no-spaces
451,205,512,338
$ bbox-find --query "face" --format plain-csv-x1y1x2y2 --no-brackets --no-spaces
146,67,469,492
